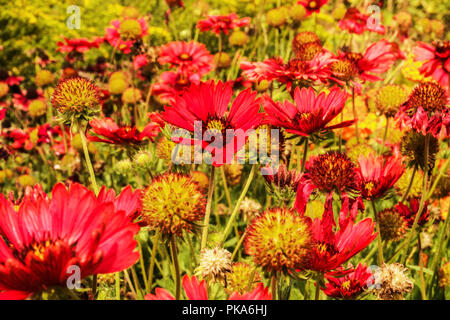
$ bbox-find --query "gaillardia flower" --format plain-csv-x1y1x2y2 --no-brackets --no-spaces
338,8,386,35
0,183,140,299
323,264,374,299
51,76,101,121
105,18,148,54
263,86,352,138
225,262,262,295
376,85,409,118
292,31,321,57
263,164,302,205
161,80,263,166
356,154,404,200
141,173,206,237
299,203,377,272
244,208,311,273
377,208,408,241
298,0,328,17
413,41,449,88
396,82,449,139
196,246,232,283
158,41,214,75
373,263,414,300
400,130,439,171
197,13,250,35
88,118,160,146
395,197,430,228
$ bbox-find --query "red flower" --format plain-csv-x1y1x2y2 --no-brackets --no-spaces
88,118,160,146
395,198,430,228
262,86,353,137
241,52,334,93
395,82,449,139
300,200,376,272
152,71,201,104
197,13,250,35
323,264,374,299
413,41,449,88
161,80,263,166
145,275,271,300
105,18,148,54
97,185,142,222
158,41,214,75
56,37,103,54
356,154,405,200
228,283,272,300
337,40,398,84
297,0,328,16
338,8,386,35
0,183,140,299
12,88,45,112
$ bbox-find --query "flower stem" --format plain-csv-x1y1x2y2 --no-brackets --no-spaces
231,229,248,261
77,120,99,194
271,273,277,300
371,199,384,265
170,236,181,300
417,233,427,300
351,86,360,144
201,166,216,250
380,117,389,156
137,237,148,292
220,166,233,209
147,230,161,292
400,165,417,203
219,164,256,245
115,271,121,300
301,138,309,173
401,133,430,264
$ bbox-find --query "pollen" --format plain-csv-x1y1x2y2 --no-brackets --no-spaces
141,173,206,237
295,42,322,61
331,59,356,82
244,208,311,272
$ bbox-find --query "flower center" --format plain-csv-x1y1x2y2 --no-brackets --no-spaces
331,59,356,81
341,280,351,290
408,82,447,113
179,53,191,61
286,59,309,73
309,1,317,8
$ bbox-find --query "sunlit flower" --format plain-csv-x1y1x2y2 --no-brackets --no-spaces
400,130,439,170
141,173,206,237
373,263,414,300
87,118,159,146
225,262,261,295
377,208,408,241
356,154,404,200
197,13,250,35
413,41,449,88
338,8,386,34
376,85,409,118
395,197,430,228
263,86,352,138
297,0,328,16
323,264,374,299
292,31,321,57
395,82,449,139
0,183,140,299
161,80,263,166
158,41,214,75
244,208,311,273
105,18,148,54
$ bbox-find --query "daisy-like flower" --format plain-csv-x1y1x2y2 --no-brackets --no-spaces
299,202,377,272
338,8,386,35
356,154,405,200
87,118,160,146
141,173,206,237
297,0,328,16
413,41,449,88
51,76,101,121
263,164,302,205
335,40,399,92
241,52,334,93
262,86,353,138
152,71,201,104
105,18,148,54
0,70,23,86
0,183,140,299
56,37,103,53
292,31,321,57
244,208,311,273
158,41,214,75
197,13,250,35
395,82,449,139
145,275,271,300
395,198,430,228
161,80,263,166
323,264,374,299
196,246,232,283
12,87,45,112
294,152,361,218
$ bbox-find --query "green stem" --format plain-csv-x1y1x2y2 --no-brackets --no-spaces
300,138,309,173
401,133,430,264
220,166,233,210
231,229,248,261
137,237,148,292
77,120,99,194
314,280,321,300
371,200,384,265
426,159,449,201
201,166,216,250
400,165,417,203
147,230,161,292
380,117,389,156
417,233,427,300
219,164,256,245
170,236,181,300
